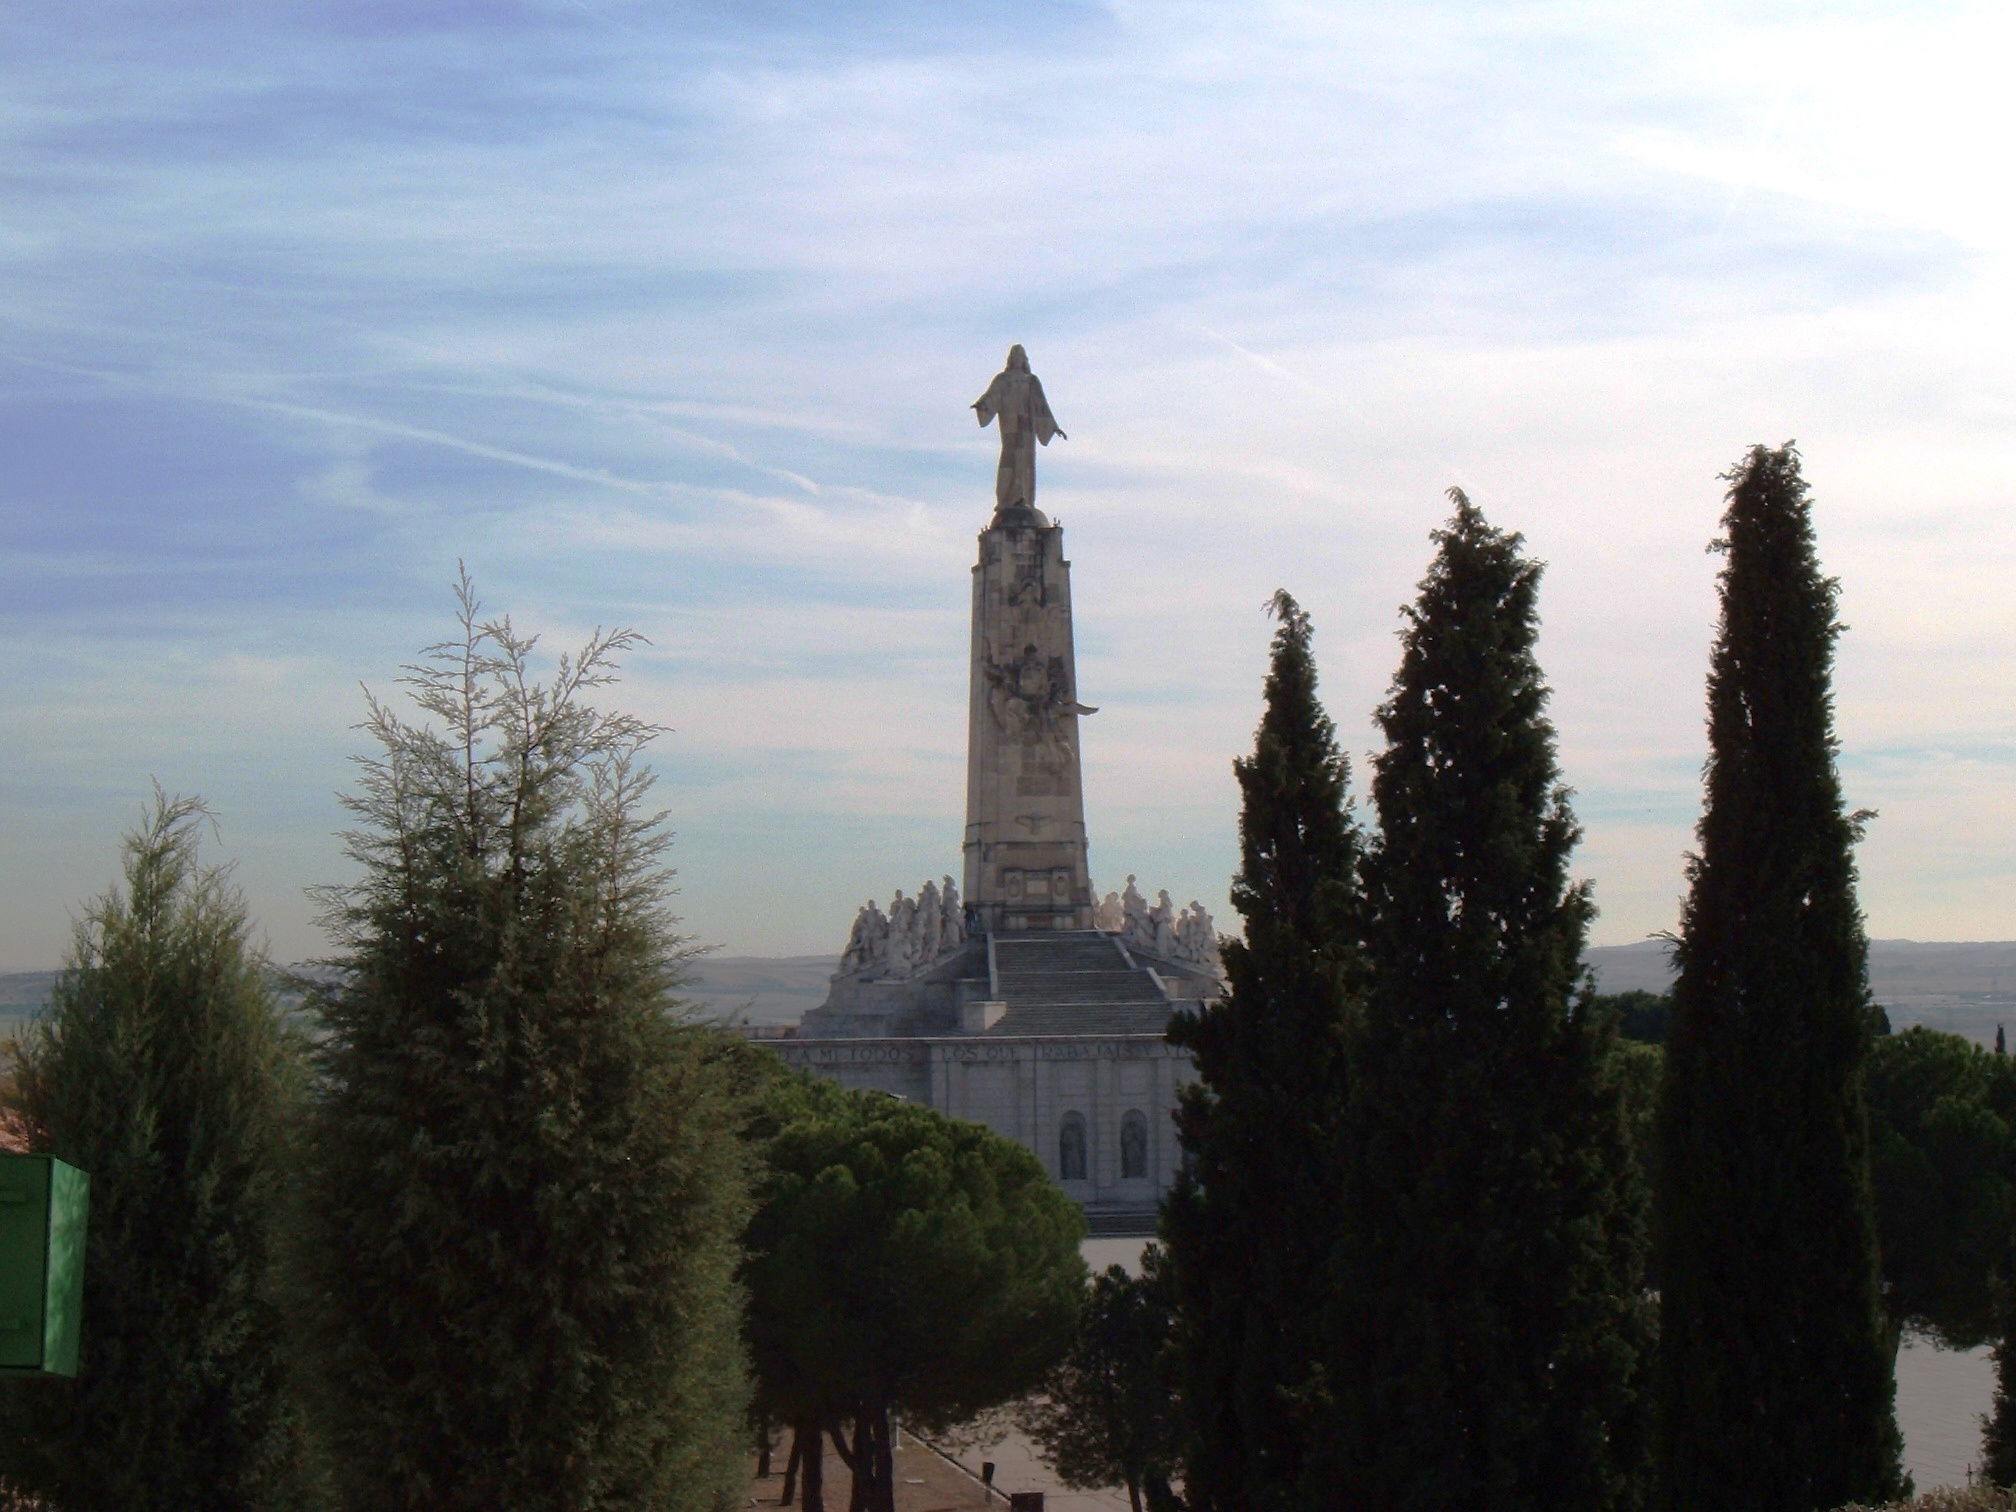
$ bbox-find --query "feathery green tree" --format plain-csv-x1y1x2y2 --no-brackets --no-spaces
1312,491,1652,1512
0,792,314,1511
295,576,750,1512
1161,590,1361,1512
1655,445,1904,1512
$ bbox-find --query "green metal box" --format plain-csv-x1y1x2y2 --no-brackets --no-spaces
0,1155,89,1377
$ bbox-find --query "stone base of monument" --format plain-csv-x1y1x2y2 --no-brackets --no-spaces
802,929,1219,1041
782,928,1216,1219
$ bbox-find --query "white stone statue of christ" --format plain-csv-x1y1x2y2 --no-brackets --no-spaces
972,344,1065,517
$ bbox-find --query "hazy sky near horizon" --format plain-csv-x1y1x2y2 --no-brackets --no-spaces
4,1,2014,970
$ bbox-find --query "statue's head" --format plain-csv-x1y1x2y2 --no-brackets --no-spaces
1006,343,1029,372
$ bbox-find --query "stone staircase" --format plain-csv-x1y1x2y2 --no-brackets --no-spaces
985,931,1173,1034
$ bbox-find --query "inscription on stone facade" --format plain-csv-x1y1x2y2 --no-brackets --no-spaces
776,1043,929,1068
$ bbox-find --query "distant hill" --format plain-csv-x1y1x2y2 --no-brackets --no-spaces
0,957,839,1036
678,955,835,1026
1588,939,2016,1048
0,972,56,1042
9,942,2014,1045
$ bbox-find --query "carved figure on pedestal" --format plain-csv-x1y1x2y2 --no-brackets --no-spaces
1118,876,1154,953
840,905,872,977
917,878,943,965
838,899,890,979
867,901,889,964
1176,900,1224,981
885,891,917,978
972,344,1065,519
1094,890,1124,933
940,877,965,948
1151,890,1180,959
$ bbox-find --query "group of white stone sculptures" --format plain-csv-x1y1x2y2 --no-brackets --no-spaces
839,878,968,981
838,872,1222,982
1095,876,1221,975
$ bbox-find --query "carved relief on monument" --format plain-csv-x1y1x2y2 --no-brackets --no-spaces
1006,553,1048,609
836,875,969,981
981,639,1096,776
1003,867,1076,907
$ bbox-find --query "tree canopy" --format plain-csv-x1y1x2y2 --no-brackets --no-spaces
742,1075,1085,1512
1594,990,1672,1045
1865,1026,2016,1347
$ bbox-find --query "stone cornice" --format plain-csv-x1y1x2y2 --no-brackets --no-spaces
769,1034,1180,1066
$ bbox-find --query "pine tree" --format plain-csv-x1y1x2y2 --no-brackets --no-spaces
295,575,750,1512
1311,491,1652,1512
1655,445,1903,1512
0,792,314,1510
744,1075,1086,1512
1020,1259,1181,1512
1161,590,1360,1512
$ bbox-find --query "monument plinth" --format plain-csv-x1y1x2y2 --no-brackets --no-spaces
964,346,1095,932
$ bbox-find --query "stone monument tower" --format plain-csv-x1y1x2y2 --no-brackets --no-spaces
784,348,1222,1229
963,344,1097,932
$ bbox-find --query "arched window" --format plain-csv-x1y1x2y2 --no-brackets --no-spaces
1120,1110,1149,1180
1058,1112,1088,1182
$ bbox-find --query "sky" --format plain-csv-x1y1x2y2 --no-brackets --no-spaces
3,0,2013,970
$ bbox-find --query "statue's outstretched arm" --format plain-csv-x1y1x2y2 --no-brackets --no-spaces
1029,379,1065,443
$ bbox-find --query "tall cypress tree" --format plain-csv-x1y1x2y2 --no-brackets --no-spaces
1161,590,1360,1512
1310,492,1651,1512
0,793,313,1510
1655,445,1903,1512
295,576,750,1512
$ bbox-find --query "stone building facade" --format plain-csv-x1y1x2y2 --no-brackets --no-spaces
769,1031,1196,1226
